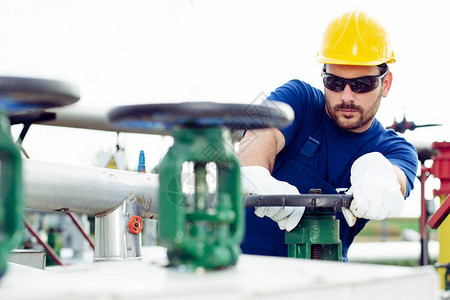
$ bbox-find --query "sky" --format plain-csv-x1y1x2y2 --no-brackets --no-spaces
0,0,448,216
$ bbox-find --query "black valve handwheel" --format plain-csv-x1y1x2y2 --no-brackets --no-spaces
244,194,353,213
0,76,80,114
108,101,294,133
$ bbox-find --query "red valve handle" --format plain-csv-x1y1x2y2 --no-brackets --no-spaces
128,216,143,234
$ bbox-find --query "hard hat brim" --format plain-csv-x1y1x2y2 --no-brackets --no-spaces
316,54,396,66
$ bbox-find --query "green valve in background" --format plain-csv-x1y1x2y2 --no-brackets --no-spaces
0,76,79,278
109,101,294,270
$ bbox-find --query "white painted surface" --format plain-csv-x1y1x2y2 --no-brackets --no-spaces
0,247,440,300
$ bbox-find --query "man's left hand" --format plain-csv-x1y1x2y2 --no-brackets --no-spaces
343,152,405,227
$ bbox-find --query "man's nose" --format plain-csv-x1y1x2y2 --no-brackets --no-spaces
341,84,356,102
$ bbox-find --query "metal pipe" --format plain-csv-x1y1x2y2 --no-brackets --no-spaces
95,207,126,261
419,166,431,266
94,196,142,261
23,159,159,218
38,105,169,135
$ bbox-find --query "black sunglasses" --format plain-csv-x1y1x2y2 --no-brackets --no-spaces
322,70,388,93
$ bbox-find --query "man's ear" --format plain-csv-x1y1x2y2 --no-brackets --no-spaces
382,72,393,97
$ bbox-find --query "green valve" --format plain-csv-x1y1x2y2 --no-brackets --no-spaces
0,112,23,278
286,213,342,261
159,127,242,269
244,191,352,261
0,76,79,278
108,101,294,270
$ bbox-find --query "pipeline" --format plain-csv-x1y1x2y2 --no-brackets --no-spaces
23,159,159,218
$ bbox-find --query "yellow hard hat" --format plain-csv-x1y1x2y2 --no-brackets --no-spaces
316,10,395,66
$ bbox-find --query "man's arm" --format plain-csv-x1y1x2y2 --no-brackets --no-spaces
238,128,305,231
238,128,286,172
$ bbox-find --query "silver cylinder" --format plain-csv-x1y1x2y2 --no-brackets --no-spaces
23,159,159,218
94,194,143,261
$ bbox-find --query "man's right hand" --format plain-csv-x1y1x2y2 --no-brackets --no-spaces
241,166,305,232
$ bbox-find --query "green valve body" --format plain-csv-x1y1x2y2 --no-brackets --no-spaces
159,127,243,270
286,212,342,261
0,113,23,278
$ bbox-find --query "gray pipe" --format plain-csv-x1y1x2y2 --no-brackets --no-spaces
23,159,159,218
39,105,169,135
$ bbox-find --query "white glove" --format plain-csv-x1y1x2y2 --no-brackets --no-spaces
241,166,305,231
343,152,404,227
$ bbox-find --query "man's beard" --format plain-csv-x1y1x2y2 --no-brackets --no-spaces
325,92,382,131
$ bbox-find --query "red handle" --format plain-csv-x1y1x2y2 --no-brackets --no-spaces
128,216,144,234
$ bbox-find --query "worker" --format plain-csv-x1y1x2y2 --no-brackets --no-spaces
239,10,418,261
